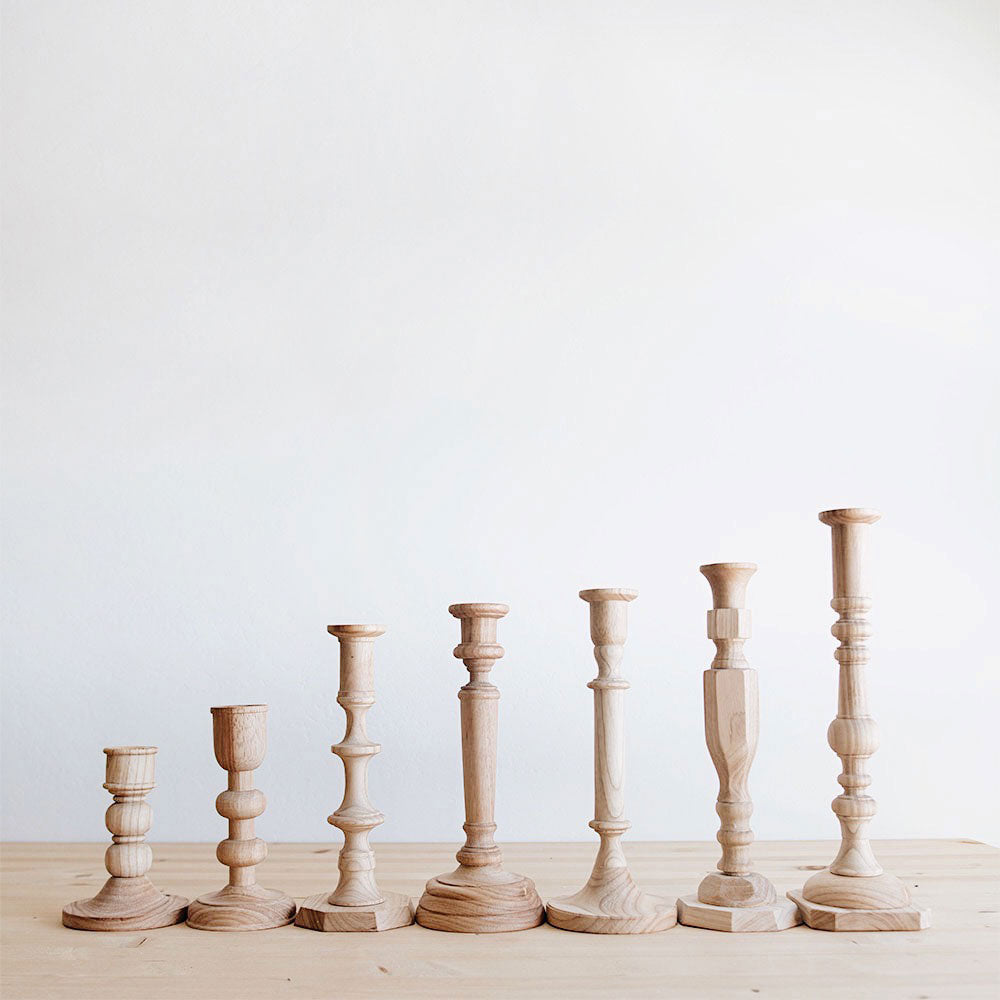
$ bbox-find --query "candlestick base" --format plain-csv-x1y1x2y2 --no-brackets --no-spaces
295,890,413,932
677,895,801,932
546,869,676,934
789,869,930,931
415,865,544,933
62,876,188,931
187,884,296,931
788,889,930,932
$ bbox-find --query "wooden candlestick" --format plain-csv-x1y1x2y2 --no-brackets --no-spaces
788,509,930,931
187,705,296,931
415,603,544,933
547,588,676,934
296,625,414,932
62,746,188,930
676,565,801,932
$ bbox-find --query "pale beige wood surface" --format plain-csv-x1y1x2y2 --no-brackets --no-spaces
3,841,995,1000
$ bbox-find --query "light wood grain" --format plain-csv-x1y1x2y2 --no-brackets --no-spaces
546,588,676,934
791,509,930,930
296,625,413,933
8,841,996,1000
415,604,544,933
61,747,187,931
678,564,799,932
187,706,296,931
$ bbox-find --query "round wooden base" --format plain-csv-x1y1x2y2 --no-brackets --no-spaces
62,892,188,931
787,890,930,932
546,893,676,934
295,891,414,932
677,894,801,932
186,886,296,931
416,872,544,933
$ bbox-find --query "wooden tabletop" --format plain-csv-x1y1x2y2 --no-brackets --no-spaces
2,840,997,999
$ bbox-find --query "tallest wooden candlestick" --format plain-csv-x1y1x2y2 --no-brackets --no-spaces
415,603,544,933
788,508,929,931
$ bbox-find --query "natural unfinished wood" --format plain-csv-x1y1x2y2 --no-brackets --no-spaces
61,746,187,931
678,564,800,933
296,625,414,933
187,705,296,931
788,509,930,932
415,603,544,933
11,841,995,999
547,588,676,934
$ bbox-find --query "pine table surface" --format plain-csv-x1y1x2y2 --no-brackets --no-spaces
2,840,997,1000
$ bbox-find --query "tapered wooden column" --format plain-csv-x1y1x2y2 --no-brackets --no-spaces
62,746,188,930
547,588,676,933
788,509,930,931
677,565,800,931
296,625,413,932
187,705,296,930
415,603,544,932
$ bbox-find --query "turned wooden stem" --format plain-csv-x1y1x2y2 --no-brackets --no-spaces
819,507,884,878
210,705,268,890
326,625,386,906
103,746,157,880
700,564,758,878
580,588,636,878
450,602,507,871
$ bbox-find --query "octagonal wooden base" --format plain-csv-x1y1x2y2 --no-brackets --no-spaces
186,886,296,931
677,894,801,932
787,890,930,931
295,891,413,932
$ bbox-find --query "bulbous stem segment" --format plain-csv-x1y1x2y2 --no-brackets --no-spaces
327,625,387,906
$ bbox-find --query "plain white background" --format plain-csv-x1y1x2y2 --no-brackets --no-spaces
2,2,997,850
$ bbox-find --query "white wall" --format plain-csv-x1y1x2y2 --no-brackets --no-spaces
2,1,997,848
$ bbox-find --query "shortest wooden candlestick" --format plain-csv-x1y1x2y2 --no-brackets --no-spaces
62,746,188,931
187,705,296,931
